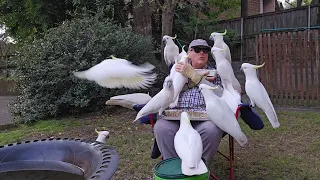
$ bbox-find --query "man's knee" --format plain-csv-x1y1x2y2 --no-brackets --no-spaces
154,119,179,136
197,121,223,138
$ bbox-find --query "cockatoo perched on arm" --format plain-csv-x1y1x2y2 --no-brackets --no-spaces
174,112,208,176
163,35,179,66
169,54,189,108
211,47,241,113
133,76,174,122
105,93,152,110
95,129,110,144
209,29,232,64
241,62,280,128
73,56,157,89
199,84,248,146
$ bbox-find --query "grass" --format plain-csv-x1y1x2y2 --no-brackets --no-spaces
0,108,320,180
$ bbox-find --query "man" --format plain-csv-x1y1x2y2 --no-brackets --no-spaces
154,39,224,165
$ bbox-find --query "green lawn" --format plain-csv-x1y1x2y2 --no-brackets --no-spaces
1,108,319,180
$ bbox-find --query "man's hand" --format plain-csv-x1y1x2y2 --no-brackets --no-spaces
176,62,216,83
175,62,188,73
205,75,217,83
175,62,202,84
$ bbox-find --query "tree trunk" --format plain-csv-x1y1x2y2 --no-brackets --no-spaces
132,0,152,36
160,0,176,69
297,0,302,7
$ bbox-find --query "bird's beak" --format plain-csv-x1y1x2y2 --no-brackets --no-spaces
162,39,166,44
172,34,177,39
253,62,265,69
209,34,214,40
95,128,100,134
208,86,219,90
221,29,227,36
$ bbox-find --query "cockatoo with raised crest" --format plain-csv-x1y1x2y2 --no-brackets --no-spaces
163,35,179,66
241,62,280,128
209,29,232,64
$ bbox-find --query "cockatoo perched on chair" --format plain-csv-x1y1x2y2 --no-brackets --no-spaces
73,55,157,89
133,76,174,122
241,62,280,128
95,129,110,144
163,35,179,66
199,84,248,146
105,93,152,110
174,112,208,176
209,29,232,64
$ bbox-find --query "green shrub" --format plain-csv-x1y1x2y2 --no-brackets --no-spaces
9,17,161,122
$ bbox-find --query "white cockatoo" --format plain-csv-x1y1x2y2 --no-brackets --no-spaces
174,112,208,176
199,84,248,146
105,93,152,110
95,129,110,144
177,45,187,63
211,46,241,94
169,54,189,108
73,56,157,89
133,76,174,122
209,29,232,64
163,35,179,66
211,47,241,113
241,62,280,128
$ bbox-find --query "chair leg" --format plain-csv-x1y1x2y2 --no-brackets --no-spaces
210,171,220,180
229,135,234,180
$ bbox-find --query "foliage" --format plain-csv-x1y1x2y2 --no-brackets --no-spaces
173,1,241,47
282,0,313,9
0,0,128,43
9,17,159,122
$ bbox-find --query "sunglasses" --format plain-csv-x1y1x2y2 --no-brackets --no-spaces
192,47,210,54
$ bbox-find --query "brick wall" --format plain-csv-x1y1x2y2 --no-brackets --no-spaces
248,0,261,16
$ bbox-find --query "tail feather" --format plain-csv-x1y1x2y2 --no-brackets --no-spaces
181,159,208,176
234,132,248,146
265,107,280,128
73,71,87,79
105,99,134,110
138,62,155,72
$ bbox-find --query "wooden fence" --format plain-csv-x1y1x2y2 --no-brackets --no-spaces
256,29,320,107
213,4,320,62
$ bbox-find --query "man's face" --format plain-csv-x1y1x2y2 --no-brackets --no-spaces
188,46,210,69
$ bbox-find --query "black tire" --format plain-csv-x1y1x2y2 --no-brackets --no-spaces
0,138,119,180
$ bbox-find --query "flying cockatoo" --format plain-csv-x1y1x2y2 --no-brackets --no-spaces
199,84,248,146
73,55,157,89
105,93,152,110
163,35,179,66
174,112,208,176
211,47,241,112
241,62,280,128
209,29,232,64
95,129,110,144
133,76,174,122
169,55,189,108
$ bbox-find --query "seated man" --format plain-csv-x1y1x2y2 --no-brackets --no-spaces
154,39,223,165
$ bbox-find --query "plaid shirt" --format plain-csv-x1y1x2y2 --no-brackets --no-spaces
171,65,222,112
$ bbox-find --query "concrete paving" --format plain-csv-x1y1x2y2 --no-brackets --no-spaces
0,96,16,126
